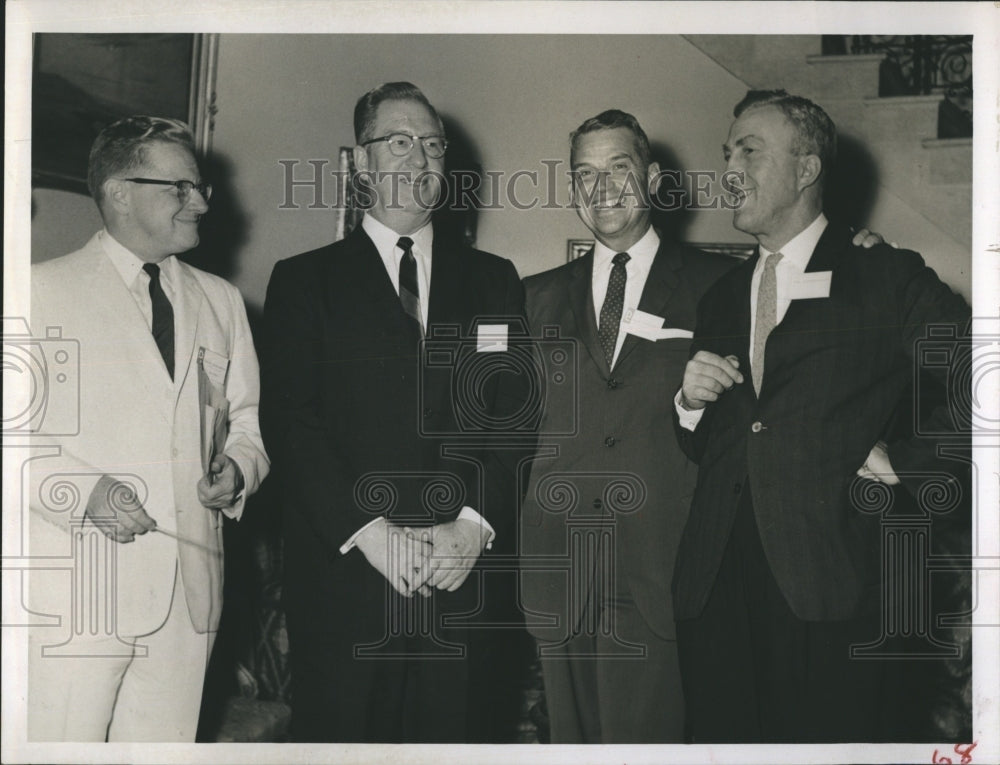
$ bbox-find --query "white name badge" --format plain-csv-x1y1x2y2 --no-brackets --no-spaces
787,271,832,301
476,324,508,352
622,309,693,341
198,347,230,388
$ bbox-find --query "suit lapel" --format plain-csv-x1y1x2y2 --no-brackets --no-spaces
341,226,410,336
427,237,469,328
614,239,683,370
85,244,173,412
171,261,203,403
565,250,609,376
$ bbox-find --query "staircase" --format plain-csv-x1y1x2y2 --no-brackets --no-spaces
683,35,972,256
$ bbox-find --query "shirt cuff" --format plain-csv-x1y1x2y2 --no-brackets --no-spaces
340,516,385,555
674,389,706,432
458,506,495,551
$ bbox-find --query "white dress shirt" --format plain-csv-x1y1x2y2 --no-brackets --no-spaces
101,229,178,330
676,213,829,431
340,214,495,554
362,213,433,329
591,225,660,367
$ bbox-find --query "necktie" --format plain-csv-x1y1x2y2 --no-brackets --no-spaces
142,262,175,380
598,252,630,369
397,236,423,340
752,251,783,395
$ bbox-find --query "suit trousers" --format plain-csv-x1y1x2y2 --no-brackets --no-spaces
28,562,215,742
538,533,684,743
675,487,887,743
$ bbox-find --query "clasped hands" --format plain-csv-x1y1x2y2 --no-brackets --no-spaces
355,518,490,598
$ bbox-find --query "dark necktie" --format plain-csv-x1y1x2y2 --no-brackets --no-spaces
143,262,175,379
752,251,783,395
598,252,630,368
397,236,423,340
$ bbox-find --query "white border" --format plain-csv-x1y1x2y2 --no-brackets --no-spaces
5,2,998,764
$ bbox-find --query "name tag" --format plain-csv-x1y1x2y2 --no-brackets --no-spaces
198,347,230,388
622,309,693,341
476,324,508,352
787,271,832,301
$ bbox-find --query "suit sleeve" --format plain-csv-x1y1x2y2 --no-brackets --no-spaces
261,258,368,552
885,251,971,496
219,282,270,518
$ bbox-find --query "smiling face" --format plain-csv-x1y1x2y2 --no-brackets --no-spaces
108,141,208,262
723,104,821,251
353,98,445,235
570,127,659,252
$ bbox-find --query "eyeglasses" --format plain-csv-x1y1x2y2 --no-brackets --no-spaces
122,178,213,202
360,133,448,159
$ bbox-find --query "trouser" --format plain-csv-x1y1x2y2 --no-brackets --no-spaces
676,488,886,743
28,564,215,742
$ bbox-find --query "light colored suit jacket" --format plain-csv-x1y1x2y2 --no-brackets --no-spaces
28,232,268,637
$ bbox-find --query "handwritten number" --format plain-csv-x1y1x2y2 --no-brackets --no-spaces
934,742,977,765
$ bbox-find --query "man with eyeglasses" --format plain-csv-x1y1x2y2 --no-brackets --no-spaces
262,82,529,742
28,115,269,741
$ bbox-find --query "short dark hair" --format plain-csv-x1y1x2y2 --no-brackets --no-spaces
87,116,195,208
570,109,652,169
734,89,837,174
353,82,443,144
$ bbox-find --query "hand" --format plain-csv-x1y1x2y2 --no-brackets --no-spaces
85,474,157,543
680,351,744,410
851,228,897,249
197,455,245,509
414,519,490,592
355,520,435,597
856,441,900,485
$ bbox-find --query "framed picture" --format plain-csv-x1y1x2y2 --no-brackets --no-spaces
31,33,219,192
567,239,593,261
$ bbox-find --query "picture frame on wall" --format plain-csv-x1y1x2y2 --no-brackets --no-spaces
31,33,219,193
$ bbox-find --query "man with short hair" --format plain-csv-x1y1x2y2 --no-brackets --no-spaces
262,82,528,742
674,90,970,742
28,115,269,741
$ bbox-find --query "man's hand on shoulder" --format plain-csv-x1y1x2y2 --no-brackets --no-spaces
85,474,157,543
681,351,744,411
851,228,898,249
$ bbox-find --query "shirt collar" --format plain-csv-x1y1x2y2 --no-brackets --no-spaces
593,225,660,273
758,213,828,271
362,213,434,265
100,229,177,288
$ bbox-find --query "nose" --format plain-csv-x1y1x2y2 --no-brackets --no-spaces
186,187,210,213
406,140,428,170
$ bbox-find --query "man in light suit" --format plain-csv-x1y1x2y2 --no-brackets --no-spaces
674,90,970,742
261,82,529,742
28,116,269,742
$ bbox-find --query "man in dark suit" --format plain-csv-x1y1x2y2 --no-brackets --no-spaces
674,90,970,742
518,110,738,743
261,82,527,742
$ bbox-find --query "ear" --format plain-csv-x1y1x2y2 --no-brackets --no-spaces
104,178,130,214
353,144,369,173
646,161,662,197
797,154,822,191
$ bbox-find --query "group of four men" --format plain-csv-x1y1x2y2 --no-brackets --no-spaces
27,80,968,744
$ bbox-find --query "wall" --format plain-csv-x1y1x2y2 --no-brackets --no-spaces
31,34,751,310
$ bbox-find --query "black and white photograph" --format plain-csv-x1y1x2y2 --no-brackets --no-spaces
3,2,998,764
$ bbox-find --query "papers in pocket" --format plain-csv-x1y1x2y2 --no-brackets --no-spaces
622,308,694,342
476,324,508,352
198,347,231,476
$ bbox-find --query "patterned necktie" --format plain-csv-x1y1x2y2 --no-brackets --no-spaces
397,236,423,340
142,262,175,379
752,251,783,395
598,252,630,369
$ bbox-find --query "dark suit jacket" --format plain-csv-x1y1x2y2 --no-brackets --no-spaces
261,225,526,629
520,236,736,641
673,221,970,623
